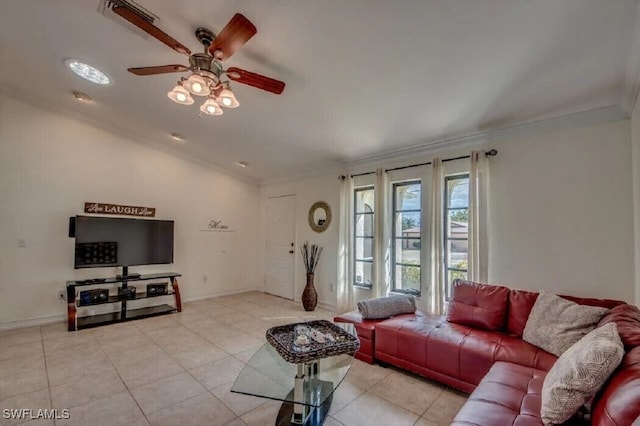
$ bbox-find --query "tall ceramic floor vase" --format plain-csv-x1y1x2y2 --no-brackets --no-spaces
302,273,318,311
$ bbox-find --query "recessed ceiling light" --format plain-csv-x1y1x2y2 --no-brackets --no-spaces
170,133,185,141
66,60,110,85
236,161,249,168
71,90,92,102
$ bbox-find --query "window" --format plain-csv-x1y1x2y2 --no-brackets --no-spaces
354,187,374,288
444,174,469,298
391,181,422,295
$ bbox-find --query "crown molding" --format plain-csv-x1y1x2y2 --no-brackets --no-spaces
621,0,640,114
261,104,628,186
0,85,260,186
1,84,627,189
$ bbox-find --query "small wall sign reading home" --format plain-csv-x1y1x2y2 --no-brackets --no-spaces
84,202,156,217
200,219,236,232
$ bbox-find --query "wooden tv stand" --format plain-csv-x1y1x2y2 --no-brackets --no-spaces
66,272,182,331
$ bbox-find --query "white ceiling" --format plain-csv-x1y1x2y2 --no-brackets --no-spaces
0,0,637,180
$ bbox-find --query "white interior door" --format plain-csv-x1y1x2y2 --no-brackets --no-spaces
265,195,296,299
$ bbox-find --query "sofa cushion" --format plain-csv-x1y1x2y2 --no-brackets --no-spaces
591,346,640,426
357,294,416,319
494,334,557,372
447,279,510,331
541,323,624,425
597,303,640,350
507,289,539,337
523,293,609,357
374,311,556,390
452,362,547,426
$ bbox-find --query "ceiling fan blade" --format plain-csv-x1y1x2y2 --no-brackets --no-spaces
226,67,285,94
112,6,191,56
208,14,257,60
128,65,189,76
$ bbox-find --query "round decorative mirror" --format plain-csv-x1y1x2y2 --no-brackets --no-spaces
308,201,332,233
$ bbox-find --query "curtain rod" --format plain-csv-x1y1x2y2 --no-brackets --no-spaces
350,149,497,177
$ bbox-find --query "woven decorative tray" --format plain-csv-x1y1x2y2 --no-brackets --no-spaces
265,320,360,364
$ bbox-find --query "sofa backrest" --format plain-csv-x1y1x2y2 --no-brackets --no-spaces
506,289,624,337
597,304,640,350
446,279,510,331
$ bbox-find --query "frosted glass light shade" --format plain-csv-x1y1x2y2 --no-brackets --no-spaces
183,74,210,96
216,87,239,108
167,85,194,105
200,98,223,116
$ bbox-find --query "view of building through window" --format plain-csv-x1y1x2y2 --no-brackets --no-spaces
354,187,374,287
352,175,469,298
445,175,470,298
392,181,421,294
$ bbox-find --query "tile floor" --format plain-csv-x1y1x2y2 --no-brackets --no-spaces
0,292,467,426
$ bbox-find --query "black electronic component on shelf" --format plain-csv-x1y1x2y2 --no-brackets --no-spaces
79,288,110,306
117,286,137,300
146,283,168,296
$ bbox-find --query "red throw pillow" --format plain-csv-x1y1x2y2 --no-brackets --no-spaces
447,279,510,331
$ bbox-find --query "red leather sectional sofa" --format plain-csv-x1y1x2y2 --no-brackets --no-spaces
334,281,640,425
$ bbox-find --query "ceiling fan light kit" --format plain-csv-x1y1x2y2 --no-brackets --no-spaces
200,97,223,115
183,73,210,96
167,84,194,105
112,5,285,119
217,87,239,108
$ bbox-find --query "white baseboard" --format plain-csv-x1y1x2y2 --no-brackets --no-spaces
0,314,65,331
0,288,330,331
182,287,263,303
290,297,337,312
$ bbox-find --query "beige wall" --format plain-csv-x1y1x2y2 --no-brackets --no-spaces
0,94,262,327
488,119,634,301
632,105,640,306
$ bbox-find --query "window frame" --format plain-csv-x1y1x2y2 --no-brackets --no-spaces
353,185,375,289
391,180,422,296
444,173,470,299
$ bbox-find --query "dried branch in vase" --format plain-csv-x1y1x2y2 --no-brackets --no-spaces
301,241,323,274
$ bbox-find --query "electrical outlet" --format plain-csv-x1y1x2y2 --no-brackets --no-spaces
329,283,334,292
58,290,66,301
203,275,208,283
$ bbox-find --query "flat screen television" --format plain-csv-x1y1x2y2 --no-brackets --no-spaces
72,215,174,270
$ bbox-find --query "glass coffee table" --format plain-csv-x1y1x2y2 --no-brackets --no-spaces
231,321,358,425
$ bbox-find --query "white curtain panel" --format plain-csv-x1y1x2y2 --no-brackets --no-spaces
374,168,390,299
469,150,490,282
337,175,355,312
428,158,446,314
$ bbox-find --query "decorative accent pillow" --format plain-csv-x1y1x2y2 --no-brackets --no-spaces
357,295,416,320
446,279,510,331
541,323,624,425
523,292,609,356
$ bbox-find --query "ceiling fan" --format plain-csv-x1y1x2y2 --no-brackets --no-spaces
112,6,285,116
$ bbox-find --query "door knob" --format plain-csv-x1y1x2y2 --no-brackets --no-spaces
289,250,294,254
